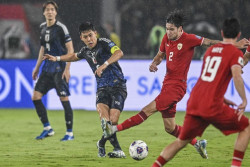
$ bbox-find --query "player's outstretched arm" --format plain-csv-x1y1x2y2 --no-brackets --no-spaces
149,51,165,72
202,38,221,47
235,38,250,49
231,65,247,121
43,53,79,62
202,38,250,49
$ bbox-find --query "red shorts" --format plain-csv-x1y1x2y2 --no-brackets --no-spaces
179,104,249,140
155,83,186,118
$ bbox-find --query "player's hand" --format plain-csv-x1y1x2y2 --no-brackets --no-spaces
32,69,39,80
43,54,57,62
235,38,250,49
62,69,70,83
235,100,247,121
95,64,108,77
149,62,158,72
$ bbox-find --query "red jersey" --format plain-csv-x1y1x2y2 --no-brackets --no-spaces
187,43,244,117
159,32,204,83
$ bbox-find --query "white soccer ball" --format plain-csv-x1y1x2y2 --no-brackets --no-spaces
129,140,148,160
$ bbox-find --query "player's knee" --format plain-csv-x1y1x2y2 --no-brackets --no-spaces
141,108,156,117
32,94,41,101
60,96,69,101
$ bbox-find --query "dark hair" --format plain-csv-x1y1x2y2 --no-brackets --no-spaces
43,1,58,12
79,22,96,35
166,9,185,28
222,18,240,38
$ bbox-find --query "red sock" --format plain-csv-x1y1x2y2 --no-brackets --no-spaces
169,125,197,145
117,111,148,131
152,155,167,167
190,138,197,145
169,125,181,138
231,150,244,167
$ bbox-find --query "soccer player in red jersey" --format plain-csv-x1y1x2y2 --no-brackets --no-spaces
102,10,250,159
152,17,250,167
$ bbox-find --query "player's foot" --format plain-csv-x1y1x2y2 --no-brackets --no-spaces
97,140,106,157
60,135,74,141
101,118,115,138
107,150,126,158
194,139,208,159
35,129,55,140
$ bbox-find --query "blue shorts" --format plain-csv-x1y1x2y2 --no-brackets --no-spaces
35,71,70,97
96,84,127,112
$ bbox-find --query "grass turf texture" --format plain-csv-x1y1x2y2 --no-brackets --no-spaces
0,109,249,167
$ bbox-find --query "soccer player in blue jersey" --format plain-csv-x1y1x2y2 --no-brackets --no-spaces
32,1,74,141
44,21,127,158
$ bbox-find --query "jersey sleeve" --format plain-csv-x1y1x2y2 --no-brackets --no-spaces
230,49,244,68
58,22,72,43
159,34,167,53
187,34,204,47
62,27,72,43
39,24,44,46
76,46,87,59
40,35,43,46
100,38,121,55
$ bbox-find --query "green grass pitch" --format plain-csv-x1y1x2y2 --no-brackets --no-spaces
0,109,249,167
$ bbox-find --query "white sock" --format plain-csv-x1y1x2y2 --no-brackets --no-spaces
44,126,52,130
66,132,73,136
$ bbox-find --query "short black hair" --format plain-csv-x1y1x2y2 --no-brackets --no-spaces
43,1,58,12
222,17,240,38
166,9,185,28
79,22,96,35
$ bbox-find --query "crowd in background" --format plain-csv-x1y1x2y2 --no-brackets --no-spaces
118,0,250,59
1,0,250,60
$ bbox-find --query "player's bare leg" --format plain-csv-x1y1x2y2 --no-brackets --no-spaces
152,139,190,167
164,119,207,159
98,104,125,158
97,104,110,157
231,122,250,167
163,117,208,159
107,109,126,158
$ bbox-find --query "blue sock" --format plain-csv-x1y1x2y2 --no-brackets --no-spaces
43,122,50,127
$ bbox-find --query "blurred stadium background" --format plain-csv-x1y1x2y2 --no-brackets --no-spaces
0,0,250,111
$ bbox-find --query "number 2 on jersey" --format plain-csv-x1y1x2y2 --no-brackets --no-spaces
201,56,222,82
169,52,173,61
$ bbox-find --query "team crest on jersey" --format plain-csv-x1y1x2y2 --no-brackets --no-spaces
108,42,115,47
177,43,183,50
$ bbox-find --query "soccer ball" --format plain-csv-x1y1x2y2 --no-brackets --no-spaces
129,140,148,160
